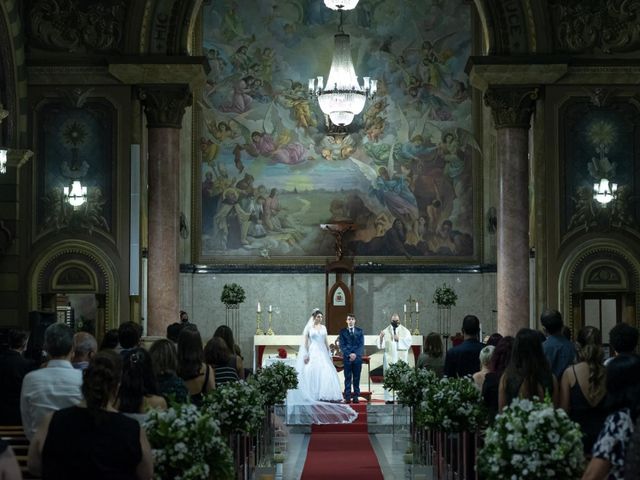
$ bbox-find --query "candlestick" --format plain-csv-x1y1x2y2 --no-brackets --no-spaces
255,311,264,335
266,310,274,335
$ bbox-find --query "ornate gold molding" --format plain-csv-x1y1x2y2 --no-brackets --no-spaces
484,86,539,129
138,84,192,129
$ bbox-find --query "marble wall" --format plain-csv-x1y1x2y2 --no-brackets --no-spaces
179,271,497,367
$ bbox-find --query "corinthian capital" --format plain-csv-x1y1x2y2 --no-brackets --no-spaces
139,85,192,129
484,87,539,129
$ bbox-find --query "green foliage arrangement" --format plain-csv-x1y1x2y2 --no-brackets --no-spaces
382,360,413,393
432,283,458,307
144,402,234,480
252,361,298,406
220,283,246,305
203,380,265,435
478,397,584,479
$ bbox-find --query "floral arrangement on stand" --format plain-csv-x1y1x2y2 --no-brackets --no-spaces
252,361,299,406
432,283,458,307
144,402,234,480
416,376,486,432
384,363,438,408
477,397,584,479
203,381,265,435
220,283,246,305
382,360,413,394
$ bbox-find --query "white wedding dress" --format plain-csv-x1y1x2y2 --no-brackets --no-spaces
286,324,357,424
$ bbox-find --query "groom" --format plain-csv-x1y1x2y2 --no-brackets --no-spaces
339,313,365,403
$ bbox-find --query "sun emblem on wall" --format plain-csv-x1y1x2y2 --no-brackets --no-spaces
61,121,89,147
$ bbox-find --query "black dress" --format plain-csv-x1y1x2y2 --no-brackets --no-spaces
568,366,607,454
42,406,142,480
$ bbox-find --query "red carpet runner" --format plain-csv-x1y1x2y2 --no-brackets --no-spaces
301,403,384,479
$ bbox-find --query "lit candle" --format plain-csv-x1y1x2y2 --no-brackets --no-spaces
403,304,407,313
416,302,419,313
257,302,261,313
268,305,272,313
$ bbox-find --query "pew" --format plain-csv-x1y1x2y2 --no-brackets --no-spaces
0,426,40,479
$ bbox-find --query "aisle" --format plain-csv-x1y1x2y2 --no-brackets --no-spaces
300,403,384,480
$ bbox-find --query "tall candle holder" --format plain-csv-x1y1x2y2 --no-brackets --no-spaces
266,306,275,335
405,295,421,335
255,311,264,335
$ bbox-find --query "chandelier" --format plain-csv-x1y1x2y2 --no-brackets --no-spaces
593,178,617,205
63,180,88,207
323,0,359,9
309,8,376,126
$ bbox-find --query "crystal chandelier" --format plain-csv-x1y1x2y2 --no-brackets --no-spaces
593,178,617,205
323,0,359,10
309,9,376,126
64,180,88,207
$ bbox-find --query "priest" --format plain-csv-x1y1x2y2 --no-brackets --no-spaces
377,313,412,403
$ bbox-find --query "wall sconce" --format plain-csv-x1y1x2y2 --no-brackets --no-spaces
593,178,617,205
0,149,7,174
63,180,88,207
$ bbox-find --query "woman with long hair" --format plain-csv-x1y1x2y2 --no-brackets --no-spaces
28,350,153,479
582,354,640,480
482,336,514,421
148,338,188,403
177,326,215,407
560,326,607,455
416,332,445,377
498,328,559,412
213,325,244,379
118,347,167,416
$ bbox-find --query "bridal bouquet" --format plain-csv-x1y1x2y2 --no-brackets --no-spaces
203,380,265,435
432,283,457,307
478,397,584,479
144,403,234,480
417,376,486,432
252,361,298,406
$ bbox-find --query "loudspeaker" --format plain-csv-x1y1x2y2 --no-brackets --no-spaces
25,311,56,362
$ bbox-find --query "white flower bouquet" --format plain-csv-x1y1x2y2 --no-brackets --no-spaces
432,283,457,307
393,367,438,408
382,360,413,393
203,380,265,435
477,397,584,479
417,376,486,432
252,361,298,406
144,403,234,480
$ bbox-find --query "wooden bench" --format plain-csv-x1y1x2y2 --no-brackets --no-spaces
0,426,40,479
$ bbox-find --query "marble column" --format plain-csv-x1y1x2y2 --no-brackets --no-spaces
484,87,537,336
139,85,192,336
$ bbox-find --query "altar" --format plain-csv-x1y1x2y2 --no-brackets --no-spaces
253,335,424,401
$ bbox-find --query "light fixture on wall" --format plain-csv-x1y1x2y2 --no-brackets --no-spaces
323,0,359,9
308,8,376,126
0,149,7,174
593,178,617,205
63,180,88,207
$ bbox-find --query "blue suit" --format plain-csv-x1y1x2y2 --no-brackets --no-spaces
339,326,365,401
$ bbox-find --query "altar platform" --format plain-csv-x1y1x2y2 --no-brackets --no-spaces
253,335,424,403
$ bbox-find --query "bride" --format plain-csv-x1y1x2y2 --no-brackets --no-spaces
286,309,357,424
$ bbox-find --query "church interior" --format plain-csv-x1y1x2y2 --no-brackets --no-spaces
1,0,640,478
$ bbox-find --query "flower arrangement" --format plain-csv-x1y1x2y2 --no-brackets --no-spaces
203,380,265,435
382,360,413,393
277,347,287,359
416,376,486,432
389,366,438,408
144,402,234,480
477,397,584,479
252,361,298,406
220,283,246,305
432,283,457,307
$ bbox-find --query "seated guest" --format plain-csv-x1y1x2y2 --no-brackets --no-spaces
118,348,167,419
606,322,639,365
204,337,240,387
541,309,576,380
20,323,83,440
177,326,215,407
560,326,607,455
71,332,97,370
473,345,495,391
166,322,185,344
482,336,514,422
118,321,142,356
99,329,120,351
0,329,35,425
213,325,244,379
148,338,188,403
582,355,640,480
444,315,485,378
499,328,559,412
27,350,153,479
416,332,445,377
0,439,21,480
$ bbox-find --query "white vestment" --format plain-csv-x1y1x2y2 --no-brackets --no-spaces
377,323,413,401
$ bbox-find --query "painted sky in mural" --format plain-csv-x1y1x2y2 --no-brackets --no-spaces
199,0,474,261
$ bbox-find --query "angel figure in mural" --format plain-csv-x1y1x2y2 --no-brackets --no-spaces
587,143,617,181
277,81,316,130
609,185,636,229
213,187,252,249
568,186,597,231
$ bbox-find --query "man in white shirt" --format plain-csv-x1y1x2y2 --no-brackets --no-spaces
377,313,412,403
20,322,83,440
